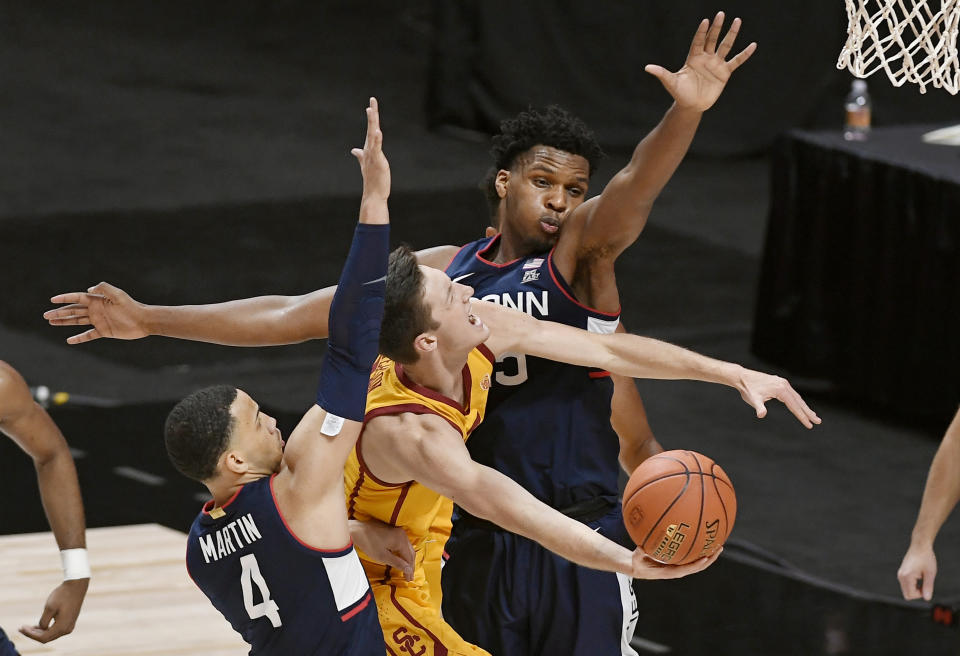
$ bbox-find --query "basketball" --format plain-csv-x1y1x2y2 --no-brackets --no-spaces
622,450,736,566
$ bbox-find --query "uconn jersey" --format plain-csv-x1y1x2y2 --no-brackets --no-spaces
446,235,623,512
443,236,640,656
186,475,383,655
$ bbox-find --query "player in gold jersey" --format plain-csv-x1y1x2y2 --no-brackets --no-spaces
347,247,819,655
45,96,820,655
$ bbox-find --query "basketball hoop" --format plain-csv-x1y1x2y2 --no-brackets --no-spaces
837,0,960,94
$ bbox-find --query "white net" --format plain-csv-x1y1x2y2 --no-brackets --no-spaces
837,0,960,94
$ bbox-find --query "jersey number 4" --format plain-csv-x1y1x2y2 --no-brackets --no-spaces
240,553,282,627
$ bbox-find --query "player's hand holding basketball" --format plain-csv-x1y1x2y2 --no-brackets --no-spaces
631,547,722,580
19,578,88,643
44,282,149,344
734,366,821,429
897,541,936,601
645,12,757,112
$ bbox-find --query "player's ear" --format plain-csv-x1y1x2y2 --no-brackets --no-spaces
484,226,497,238
494,170,509,199
413,333,437,356
222,450,247,475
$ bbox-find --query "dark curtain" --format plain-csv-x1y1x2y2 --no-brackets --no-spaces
753,127,960,420
427,0,960,155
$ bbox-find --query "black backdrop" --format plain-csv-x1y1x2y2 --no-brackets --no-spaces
427,0,960,155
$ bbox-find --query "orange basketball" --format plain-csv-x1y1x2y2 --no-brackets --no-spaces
622,450,736,565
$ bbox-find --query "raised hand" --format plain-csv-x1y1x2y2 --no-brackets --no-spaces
43,282,148,344
645,12,757,112
632,547,722,580
897,542,936,601
352,97,390,206
19,578,88,643
735,367,821,429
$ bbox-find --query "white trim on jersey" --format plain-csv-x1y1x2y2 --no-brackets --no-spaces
616,572,640,656
587,316,621,335
321,549,370,612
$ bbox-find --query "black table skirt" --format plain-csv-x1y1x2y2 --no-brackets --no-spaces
753,125,960,420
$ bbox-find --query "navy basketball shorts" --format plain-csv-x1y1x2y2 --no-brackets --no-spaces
0,628,20,656
442,505,640,656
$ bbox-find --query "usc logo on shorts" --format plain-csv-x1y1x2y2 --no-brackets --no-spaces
392,627,426,656
480,374,491,390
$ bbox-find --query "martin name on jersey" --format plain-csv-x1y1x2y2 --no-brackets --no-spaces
186,475,383,655
196,513,263,562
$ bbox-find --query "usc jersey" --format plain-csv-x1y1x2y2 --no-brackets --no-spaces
344,345,494,588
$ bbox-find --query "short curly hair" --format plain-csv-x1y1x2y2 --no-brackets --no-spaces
491,106,604,176
164,385,238,482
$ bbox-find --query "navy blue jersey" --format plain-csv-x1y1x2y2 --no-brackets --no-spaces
186,475,383,655
446,235,622,509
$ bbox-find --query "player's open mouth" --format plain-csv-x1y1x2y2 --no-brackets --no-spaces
539,218,560,234
467,303,482,327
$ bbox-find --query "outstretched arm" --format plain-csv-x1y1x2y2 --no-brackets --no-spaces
368,413,718,580
478,300,820,428
554,13,756,281
45,283,336,346
43,250,459,347
898,406,960,601
272,99,401,558
0,362,88,644
279,96,391,508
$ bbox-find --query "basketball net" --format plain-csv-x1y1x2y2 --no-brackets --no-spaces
837,0,960,94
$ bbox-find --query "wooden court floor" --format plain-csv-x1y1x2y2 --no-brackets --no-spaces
1,524,247,655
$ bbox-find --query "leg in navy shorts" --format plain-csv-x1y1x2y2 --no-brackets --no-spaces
0,628,21,656
442,506,639,656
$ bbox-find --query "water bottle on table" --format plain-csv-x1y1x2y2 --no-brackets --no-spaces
843,79,871,141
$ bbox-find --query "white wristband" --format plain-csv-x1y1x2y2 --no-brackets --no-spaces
60,548,91,580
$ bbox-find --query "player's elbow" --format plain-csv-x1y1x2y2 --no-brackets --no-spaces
32,439,72,469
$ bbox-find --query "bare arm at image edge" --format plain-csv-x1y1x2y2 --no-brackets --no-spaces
0,362,89,644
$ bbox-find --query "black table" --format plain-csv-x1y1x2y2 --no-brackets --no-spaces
753,125,960,421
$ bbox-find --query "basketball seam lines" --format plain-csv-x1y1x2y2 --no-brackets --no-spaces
637,456,691,550
711,463,732,534
624,452,734,564
623,471,731,504
678,452,706,564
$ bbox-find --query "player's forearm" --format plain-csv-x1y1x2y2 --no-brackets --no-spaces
601,333,741,385
503,314,737,385
459,468,633,575
35,447,86,550
357,193,389,225
621,103,702,202
910,409,960,547
142,292,333,346
611,374,663,474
